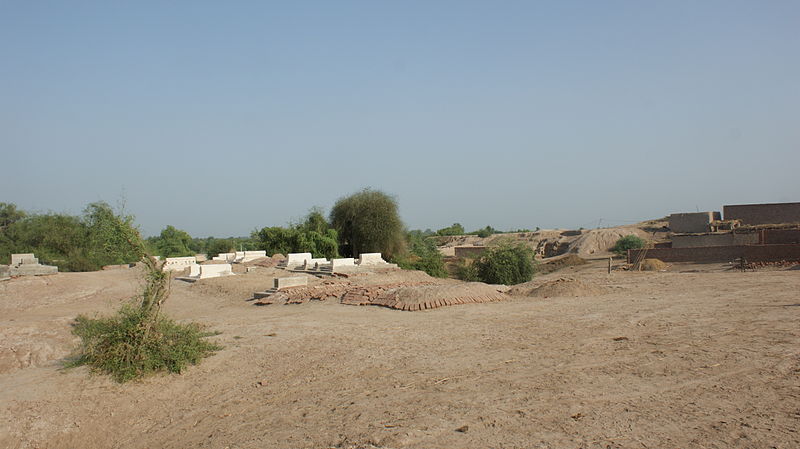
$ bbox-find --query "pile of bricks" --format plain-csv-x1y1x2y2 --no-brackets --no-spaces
371,289,507,311
254,280,508,311
340,282,435,306
254,280,351,305
742,260,800,270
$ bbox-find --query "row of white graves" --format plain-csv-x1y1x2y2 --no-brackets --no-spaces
212,251,267,263
280,252,396,273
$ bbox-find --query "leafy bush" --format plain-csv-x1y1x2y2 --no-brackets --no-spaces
470,225,498,238
393,230,447,278
203,238,235,257
436,223,465,236
148,225,195,258
0,201,142,271
83,202,143,266
67,257,220,382
68,305,220,382
254,209,339,259
611,234,647,257
330,188,404,259
455,260,480,281
474,244,535,285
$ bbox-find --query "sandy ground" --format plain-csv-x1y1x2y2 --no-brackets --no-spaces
1,262,798,449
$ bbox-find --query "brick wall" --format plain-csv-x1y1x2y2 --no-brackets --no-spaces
668,212,720,233
763,229,800,245
627,244,800,264
671,233,759,248
723,202,800,225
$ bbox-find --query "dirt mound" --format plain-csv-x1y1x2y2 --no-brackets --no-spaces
510,277,606,298
567,227,649,257
369,282,508,311
538,254,587,274
640,258,668,271
252,257,281,268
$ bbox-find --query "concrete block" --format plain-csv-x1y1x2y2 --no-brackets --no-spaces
240,250,267,262
199,264,233,279
11,254,37,266
358,253,386,265
286,253,313,268
189,264,201,277
212,252,236,262
10,264,58,276
163,256,197,271
274,276,308,289
331,258,355,271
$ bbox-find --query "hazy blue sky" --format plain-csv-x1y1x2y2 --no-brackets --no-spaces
2,1,798,237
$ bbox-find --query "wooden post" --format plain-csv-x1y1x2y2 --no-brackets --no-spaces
608,256,612,274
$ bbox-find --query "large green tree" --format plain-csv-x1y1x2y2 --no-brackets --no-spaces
329,188,405,259
150,225,195,258
254,209,339,259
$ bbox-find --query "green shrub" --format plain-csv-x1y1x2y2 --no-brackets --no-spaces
436,223,465,236
0,201,142,271
66,256,220,382
455,260,480,281
68,305,220,382
611,234,647,257
393,230,447,278
474,244,535,285
204,238,235,257
148,225,195,257
330,188,405,259
254,209,339,259
470,225,498,238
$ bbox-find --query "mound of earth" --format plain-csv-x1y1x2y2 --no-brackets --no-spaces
368,282,508,311
509,277,606,298
538,254,588,274
640,258,668,271
567,227,649,258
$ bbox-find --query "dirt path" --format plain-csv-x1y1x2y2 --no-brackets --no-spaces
1,265,798,448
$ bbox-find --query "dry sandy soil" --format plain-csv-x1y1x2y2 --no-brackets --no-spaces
1,262,798,449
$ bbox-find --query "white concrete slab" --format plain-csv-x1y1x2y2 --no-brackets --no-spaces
274,276,308,289
358,253,386,265
286,253,313,268
199,264,233,279
163,256,197,271
331,258,356,271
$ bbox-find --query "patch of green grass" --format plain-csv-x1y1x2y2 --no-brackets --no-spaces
66,305,221,383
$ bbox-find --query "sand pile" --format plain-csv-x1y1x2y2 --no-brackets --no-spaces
538,254,587,274
640,258,668,271
509,277,606,298
368,282,508,311
252,257,281,268
567,227,649,257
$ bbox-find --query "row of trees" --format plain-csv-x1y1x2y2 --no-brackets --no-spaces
2,189,539,283
0,202,142,271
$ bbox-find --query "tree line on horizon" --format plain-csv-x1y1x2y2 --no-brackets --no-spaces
1,189,537,283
